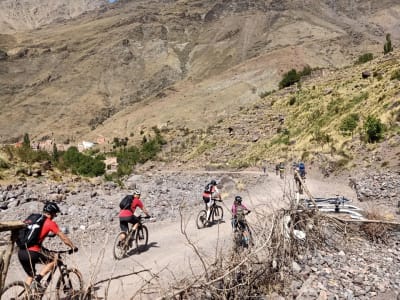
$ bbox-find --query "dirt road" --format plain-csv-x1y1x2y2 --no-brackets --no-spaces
5,170,357,299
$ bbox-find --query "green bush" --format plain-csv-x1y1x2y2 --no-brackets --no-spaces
115,132,166,176
339,113,359,135
61,147,105,177
384,33,393,54
0,158,10,169
16,147,51,164
390,69,400,81
364,115,385,143
279,69,300,89
299,65,312,76
356,53,373,64
288,96,296,106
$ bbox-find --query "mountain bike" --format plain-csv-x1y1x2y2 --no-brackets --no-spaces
196,199,224,229
232,212,253,251
1,249,83,300
113,215,149,260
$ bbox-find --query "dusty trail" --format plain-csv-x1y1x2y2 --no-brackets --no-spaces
82,171,356,299
4,170,357,299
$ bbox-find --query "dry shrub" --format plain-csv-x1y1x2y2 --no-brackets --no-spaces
360,209,390,243
165,199,332,299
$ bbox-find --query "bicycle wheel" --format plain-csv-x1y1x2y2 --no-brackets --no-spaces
196,210,208,229
135,225,148,253
113,232,129,260
1,281,30,300
212,205,223,223
55,268,83,300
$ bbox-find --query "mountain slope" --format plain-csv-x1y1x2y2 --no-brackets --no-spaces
0,0,399,145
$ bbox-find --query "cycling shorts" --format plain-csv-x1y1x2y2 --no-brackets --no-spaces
18,248,52,277
119,215,139,232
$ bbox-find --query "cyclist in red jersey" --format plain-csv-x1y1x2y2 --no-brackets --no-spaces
119,189,151,242
17,202,78,288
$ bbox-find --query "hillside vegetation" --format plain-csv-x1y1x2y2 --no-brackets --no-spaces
161,50,400,174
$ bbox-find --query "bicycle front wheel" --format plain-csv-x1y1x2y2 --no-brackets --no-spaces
196,210,207,229
212,206,223,223
113,232,129,260
135,225,149,254
1,281,30,300
55,268,83,300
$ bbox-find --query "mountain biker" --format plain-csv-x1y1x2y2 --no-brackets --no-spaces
278,162,285,179
231,196,251,243
202,179,221,222
119,189,151,242
17,202,78,289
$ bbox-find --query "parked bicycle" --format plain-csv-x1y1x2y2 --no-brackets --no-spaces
196,199,224,229
113,215,149,260
1,248,83,300
232,211,253,250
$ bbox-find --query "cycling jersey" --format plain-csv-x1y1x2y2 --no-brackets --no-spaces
28,218,60,252
119,197,144,218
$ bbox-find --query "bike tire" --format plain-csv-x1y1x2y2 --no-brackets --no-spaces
196,210,208,229
55,268,83,300
135,225,149,254
212,205,224,223
113,232,129,260
1,281,31,300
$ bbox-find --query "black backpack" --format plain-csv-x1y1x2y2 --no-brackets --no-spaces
16,214,47,249
119,195,133,210
204,183,212,193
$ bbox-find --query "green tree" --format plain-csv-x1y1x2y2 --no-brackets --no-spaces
52,143,59,162
384,33,393,54
279,69,301,89
23,133,30,148
364,115,384,143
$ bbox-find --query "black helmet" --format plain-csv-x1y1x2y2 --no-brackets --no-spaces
210,179,217,185
234,196,242,203
43,201,61,214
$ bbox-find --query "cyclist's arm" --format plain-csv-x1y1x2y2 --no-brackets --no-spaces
141,206,150,217
57,231,75,249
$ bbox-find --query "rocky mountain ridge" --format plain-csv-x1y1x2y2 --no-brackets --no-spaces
0,0,399,146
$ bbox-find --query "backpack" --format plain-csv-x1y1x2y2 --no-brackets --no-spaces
298,162,306,176
119,194,133,210
16,214,47,249
204,183,213,194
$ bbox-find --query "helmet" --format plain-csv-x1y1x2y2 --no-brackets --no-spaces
234,196,242,203
43,201,61,214
133,189,141,196
210,180,217,185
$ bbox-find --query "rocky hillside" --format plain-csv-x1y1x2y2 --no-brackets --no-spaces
0,0,399,145
0,0,107,33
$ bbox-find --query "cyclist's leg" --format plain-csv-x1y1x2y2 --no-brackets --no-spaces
36,250,56,282
131,215,140,231
18,249,39,285
119,216,132,240
206,199,214,221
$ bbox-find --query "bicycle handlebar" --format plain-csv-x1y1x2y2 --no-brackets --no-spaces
42,247,78,255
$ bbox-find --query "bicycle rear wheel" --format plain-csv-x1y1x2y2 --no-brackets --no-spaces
196,210,207,229
113,232,129,260
135,225,149,254
1,281,30,300
212,205,223,223
55,268,83,300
